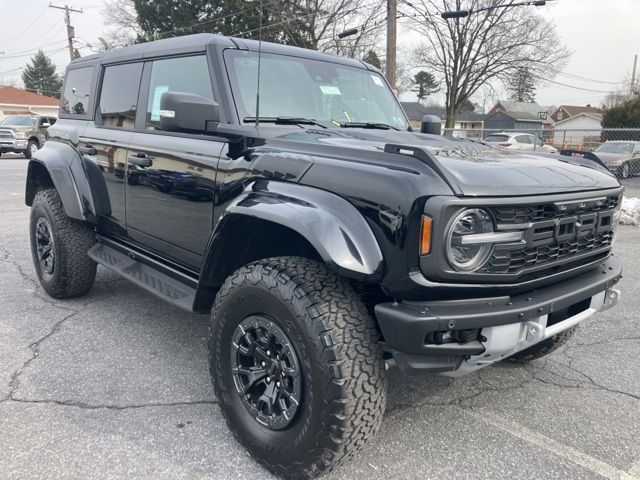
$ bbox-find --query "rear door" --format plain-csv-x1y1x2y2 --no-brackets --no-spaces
79,62,143,239
515,134,534,150
125,54,224,270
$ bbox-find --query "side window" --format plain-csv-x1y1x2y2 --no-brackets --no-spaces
516,135,532,144
60,67,93,116
145,55,213,131
99,63,143,129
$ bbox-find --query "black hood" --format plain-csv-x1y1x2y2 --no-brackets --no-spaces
265,127,620,197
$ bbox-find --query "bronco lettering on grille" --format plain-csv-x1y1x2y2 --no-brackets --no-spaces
524,210,614,248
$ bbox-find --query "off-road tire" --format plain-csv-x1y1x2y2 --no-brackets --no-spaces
24,139,39,159
30,188,97,298
508,327,577,362
209,256,387,479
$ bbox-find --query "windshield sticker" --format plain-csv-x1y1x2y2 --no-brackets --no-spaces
320,85,342,95
150,85,170,121
371,75,384,87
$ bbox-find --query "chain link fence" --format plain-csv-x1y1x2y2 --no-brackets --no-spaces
443,128,640,195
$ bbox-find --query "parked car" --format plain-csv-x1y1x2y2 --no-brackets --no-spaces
593,141,640,179
0,114,56,158
484,132,558,153
24,34,622,478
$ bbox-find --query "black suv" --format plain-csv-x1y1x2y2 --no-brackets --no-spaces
25,34,622,478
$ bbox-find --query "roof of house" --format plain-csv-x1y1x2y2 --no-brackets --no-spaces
0,87,59,107
400,102,485,122
550,104,602,122
553,111,603,126
486,110,544,123
489,101,547,118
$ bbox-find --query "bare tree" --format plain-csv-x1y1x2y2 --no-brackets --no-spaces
103,0,143,47
409,0,570,128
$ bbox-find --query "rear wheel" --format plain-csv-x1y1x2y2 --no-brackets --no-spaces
209,257,387,478
508,327,576,362
30,188,97,298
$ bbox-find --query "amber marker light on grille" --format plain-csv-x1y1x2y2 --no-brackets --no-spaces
420,216,433,255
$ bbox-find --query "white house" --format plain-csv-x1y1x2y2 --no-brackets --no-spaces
552,112,603,148
400,102,485,138
0,87,59,120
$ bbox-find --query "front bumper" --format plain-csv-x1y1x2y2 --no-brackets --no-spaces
0,140,28,153
375,255,622,374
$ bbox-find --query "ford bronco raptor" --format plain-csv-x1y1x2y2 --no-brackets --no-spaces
25,34,622,478
0,114,56,158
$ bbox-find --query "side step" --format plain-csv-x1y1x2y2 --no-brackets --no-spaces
88,243,196,311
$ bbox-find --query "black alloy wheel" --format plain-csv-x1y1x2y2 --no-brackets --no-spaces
230,315,302,430
35,216,55,274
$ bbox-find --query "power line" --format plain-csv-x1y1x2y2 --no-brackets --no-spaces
535,75,612,94
0,6,51,50
556,71,621,86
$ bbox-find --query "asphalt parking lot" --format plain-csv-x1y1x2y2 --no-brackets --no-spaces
1,157,639,480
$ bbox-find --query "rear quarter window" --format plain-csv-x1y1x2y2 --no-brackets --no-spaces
60,67,94,117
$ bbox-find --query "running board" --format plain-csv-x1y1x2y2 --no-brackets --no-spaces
88,243,196,311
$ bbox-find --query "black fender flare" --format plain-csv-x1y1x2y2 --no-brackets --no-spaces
25,141,101,222
194,180,384,311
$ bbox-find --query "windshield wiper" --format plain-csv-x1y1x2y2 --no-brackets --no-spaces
243,116,327,128
339,121,400,131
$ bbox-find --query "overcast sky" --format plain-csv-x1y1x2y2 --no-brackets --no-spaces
0,0,637,110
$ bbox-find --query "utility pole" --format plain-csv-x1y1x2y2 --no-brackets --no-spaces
386,0,397,92
49,4,83,62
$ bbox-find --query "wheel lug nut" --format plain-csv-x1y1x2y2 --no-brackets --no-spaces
276,381,281,387
261,361,266,367
267,350,271,356
266,376,271,383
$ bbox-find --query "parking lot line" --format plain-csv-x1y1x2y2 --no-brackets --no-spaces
458,407,640,480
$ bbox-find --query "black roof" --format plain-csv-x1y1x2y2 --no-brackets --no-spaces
70,33,369,70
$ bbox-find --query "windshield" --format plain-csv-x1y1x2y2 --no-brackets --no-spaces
0,115,38,126
595,142,635,154
224,50,409,130
484,134,510,143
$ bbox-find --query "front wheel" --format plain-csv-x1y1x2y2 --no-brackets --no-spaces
209,257,387,478
620,162,630,179
24,139,39,159
30,188,97,298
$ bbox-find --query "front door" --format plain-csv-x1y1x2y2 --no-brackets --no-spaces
124,55,224,270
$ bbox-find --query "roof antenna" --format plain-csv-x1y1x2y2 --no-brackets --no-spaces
255,0,263,129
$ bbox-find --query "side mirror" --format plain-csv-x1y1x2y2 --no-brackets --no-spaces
41,122,51,128
420,115,442,135
159,91,220,133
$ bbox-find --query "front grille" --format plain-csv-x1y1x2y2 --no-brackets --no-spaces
0,130,14,141
481,232,613,274
492,195,620,224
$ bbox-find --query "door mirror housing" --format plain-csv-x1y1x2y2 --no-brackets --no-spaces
159,91,220,133
420,115,442,135
41,122,51,128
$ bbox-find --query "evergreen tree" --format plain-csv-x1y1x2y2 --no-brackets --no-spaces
508,68,536,103
602,96,640,140
21,50,62,99
362,50,382,70
132,0,288,43
411,71,439,103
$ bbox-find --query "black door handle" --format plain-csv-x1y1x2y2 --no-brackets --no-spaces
128,153,152,167
79,145,96,156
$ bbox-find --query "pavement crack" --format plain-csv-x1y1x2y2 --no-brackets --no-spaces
6,398,218,410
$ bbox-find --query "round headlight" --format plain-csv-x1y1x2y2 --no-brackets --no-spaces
446,208,494,271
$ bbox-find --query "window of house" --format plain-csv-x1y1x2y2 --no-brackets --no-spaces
145,55,214,131
60,67,94,116
98,62,143,129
